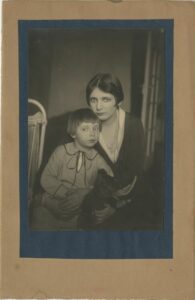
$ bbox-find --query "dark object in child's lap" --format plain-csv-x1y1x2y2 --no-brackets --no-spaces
79,169,119,229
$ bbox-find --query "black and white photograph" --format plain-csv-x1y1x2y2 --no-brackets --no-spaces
27,25,167,232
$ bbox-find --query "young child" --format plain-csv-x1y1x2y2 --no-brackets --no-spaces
40,108,113,230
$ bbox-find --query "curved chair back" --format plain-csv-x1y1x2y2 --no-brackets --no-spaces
28,99,47,199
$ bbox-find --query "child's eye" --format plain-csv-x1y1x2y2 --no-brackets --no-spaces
90,98,97,103
82,127,88,131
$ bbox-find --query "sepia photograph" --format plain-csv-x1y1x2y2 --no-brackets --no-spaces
19,20,173,258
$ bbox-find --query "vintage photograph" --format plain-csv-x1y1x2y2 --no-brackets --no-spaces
26,23,167,232
3,0,195,296
18,19,173,258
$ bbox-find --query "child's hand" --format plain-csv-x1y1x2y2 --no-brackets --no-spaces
41,193,62,218
57,187,92,218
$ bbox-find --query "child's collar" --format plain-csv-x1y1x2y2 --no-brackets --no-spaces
64,142,98,160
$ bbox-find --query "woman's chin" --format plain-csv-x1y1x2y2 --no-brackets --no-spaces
96,114,107,120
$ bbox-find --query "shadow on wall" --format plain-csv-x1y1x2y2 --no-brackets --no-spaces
28,28,133,118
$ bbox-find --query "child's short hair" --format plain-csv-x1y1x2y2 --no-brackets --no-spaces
67,108,100,136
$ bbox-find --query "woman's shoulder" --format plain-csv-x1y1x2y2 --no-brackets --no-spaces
124,112,144,138
125,112,142,124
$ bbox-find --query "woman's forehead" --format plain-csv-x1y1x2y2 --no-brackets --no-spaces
90,87,113,97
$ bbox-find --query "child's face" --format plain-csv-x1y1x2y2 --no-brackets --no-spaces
73,121,100,149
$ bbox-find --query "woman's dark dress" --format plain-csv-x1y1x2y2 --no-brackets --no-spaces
95,112,145,186
93,112,154,230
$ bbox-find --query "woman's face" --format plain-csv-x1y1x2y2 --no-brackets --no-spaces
89,87,118,121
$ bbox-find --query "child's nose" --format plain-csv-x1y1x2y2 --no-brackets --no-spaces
89,129,96,137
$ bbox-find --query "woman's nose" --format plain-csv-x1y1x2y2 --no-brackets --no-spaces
96,100,102,110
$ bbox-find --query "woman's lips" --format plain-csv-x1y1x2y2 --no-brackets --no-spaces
96,112,105,116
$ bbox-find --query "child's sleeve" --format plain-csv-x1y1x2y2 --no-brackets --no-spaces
96,155,113,177
40,146,68,197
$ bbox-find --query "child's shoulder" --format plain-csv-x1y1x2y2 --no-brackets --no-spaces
49,143,78,164
51,144,66,158
63,142,79,155
94,151,107,164
85,147,99,160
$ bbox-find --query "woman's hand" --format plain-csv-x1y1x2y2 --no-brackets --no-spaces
94,204,116,224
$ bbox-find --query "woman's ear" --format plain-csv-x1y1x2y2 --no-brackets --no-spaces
116,101,121,108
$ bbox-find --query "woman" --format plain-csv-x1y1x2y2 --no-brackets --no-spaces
85,73,146,229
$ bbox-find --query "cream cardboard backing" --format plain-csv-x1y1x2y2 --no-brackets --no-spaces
1,1,195,299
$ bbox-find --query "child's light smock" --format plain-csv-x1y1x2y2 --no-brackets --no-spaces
41,142,113,229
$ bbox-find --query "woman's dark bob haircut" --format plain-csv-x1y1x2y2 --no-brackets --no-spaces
67,108,100,136
86,73,124,105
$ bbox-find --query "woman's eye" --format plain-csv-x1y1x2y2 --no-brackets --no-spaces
103,97,111,102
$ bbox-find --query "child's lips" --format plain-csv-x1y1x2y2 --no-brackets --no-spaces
88,139,97,143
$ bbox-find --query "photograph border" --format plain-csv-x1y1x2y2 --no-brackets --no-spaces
19,19,173,259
